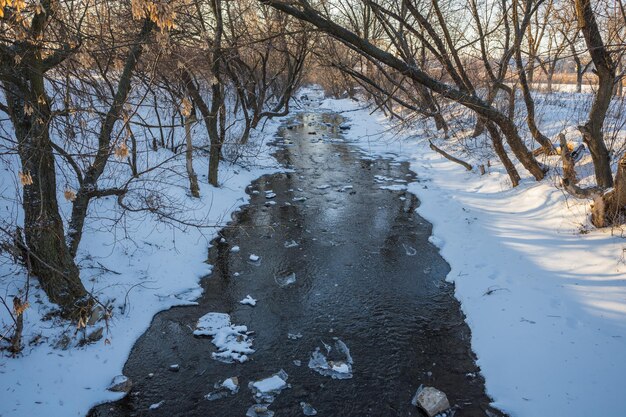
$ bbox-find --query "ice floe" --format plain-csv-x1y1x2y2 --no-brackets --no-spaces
246,370,290,416
308,338,353,379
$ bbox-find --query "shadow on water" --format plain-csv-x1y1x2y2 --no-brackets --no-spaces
89,112,506,417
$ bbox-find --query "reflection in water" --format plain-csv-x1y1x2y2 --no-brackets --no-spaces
90,112,504,417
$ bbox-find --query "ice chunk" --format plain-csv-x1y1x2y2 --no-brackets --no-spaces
293,360,302,366
231,245,240,253
193,312,254,363
275,272,297,288
222,376,239,392
411,385,450,417
252,375,287,393
205,377,240,401
265,192,277,199
293,196,307,202
402,244,417,256
300,402,318,416
249,254,261,262
308,338,353,379
284,240,299,248
287,332,303,340
240,295,257,306
316,184,331,190
149,400,164,410
246,404,274,417
249,370,290,404
337,185,353,192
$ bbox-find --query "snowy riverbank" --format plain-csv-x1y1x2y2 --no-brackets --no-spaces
0,119,284,416
311,87,626,417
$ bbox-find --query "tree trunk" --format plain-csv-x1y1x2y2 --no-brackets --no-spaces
575,0,615,189
207,0,225,187
513,1,555,154
486,121,521,187
591,154,626,227
4,75,86,310
185,115,200,198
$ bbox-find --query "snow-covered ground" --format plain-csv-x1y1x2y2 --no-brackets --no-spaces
0,111,284,415
309,86,626,417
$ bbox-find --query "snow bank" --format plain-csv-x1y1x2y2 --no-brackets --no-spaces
0,114,283,416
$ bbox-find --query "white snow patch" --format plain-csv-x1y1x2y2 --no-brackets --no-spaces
193,312,254,363
240,295,257,306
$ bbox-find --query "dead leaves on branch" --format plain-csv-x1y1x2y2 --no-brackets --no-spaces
131,0,177,31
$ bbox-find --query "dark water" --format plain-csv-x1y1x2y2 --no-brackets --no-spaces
89,112,503,417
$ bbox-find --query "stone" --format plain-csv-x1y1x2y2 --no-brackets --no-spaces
411,385,450,417
108,375,132,393
87,326,104,343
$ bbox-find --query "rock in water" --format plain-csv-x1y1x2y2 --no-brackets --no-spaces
107,375,132,393
411,385,450,417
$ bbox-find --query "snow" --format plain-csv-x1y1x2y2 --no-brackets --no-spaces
221,377,239,392
311,86,626,417
379,184,408,191
240,295,257,306
193,312,254,363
